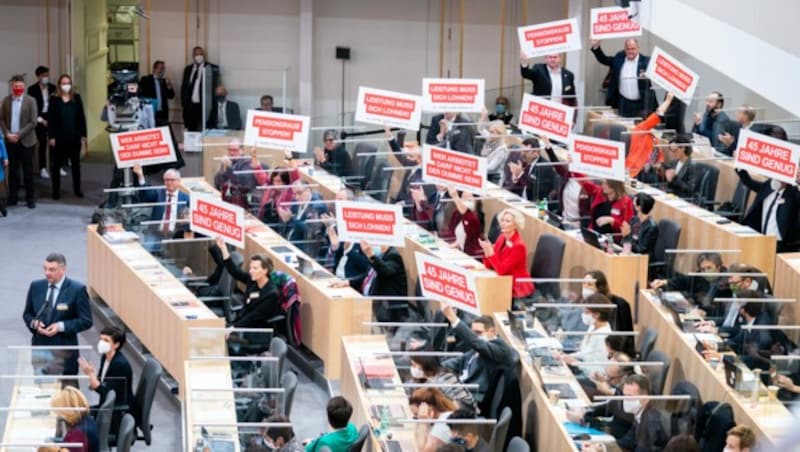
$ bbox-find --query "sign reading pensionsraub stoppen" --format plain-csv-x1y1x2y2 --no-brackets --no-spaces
569,134,626,182
190,193,245,248
334,200,405,247
355,86,423,131
644,46,700,104
517,93,575,142
735,129,800,185
590,6,642,40
110,126,176,168
422,78,485,113
415,251,480,316
518,18,582,59
243,110,310,154
422,145,487,194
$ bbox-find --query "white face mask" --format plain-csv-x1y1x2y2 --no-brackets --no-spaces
40,77,49,85
194,55,205,64
60,84,72,93
749,280,759,291
581,312,595,326
462,200,476,211
770,179,782,191
622,399,641,414
410,366,425,379
722,448,733,452
97,340,112,355
582,287,595,299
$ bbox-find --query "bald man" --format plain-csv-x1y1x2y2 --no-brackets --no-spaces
591,38,657,118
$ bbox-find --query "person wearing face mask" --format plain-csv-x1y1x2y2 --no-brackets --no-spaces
0,74,39,208
47,74,87,199
692,91,732,155
360,239,409,321
77,326,139,437
580,177,635,236
504,137,557,204
409,356,476,410
583,271,635,357
519,52,577,107
706,264,768,337
206,85,242,130
650,253,732,315
555,293,614,375
446,408,490,452
723,425,756,452
181,46,220,131
442,187,484,259
487,95,513,124
250,415,304,452
138,60,175,127
27,66,56,178
621,192,659,261
736,167,800,253
615,374,667,452
569,352,636,439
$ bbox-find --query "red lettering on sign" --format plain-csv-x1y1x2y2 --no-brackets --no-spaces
738,137,797,179
428,83,479,104
251,117,303,141
342,207,396,236
364,93,416,120
524,23,572,47
520,100,570,138
654,55,693,93
573,139,620,168
421,262,477,309
192,199,242,242
426,147,483,189
116,130,170,162
593,11,640,35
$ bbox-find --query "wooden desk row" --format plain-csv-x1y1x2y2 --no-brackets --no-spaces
773,253,800,342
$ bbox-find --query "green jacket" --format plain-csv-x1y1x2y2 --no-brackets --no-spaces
305,423,359,452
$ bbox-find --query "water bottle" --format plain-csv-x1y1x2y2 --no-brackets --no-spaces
751,369,762,406
538,198,547,220
605,234,614,255
380,405,390,437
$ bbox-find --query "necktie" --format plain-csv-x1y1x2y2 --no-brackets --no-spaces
154,77,162,112
218,103,226,128
44,284,56,324
163,193,173,236
762,191,780,234
191,64,202,104
362,267,377,295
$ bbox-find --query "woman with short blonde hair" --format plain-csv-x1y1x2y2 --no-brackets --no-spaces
50,387,98,451
479,208,534,308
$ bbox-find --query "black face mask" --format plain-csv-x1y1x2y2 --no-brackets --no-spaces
216,95,226,102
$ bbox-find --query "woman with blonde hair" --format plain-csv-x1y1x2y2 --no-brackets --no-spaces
50,386,98,452
478,109,510,183
408,387,458,452
479,208,534,308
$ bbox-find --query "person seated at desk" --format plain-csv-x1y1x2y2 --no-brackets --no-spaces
258,94,276,112
250,414,304,452
724,425,756,452
555,293,614,375
440,305,519,407
50,386,99,452
736,167,800,253
409,388,458,452
133,165,189,238
441,187,484,259
426,112,475,155
258,166,300,224
275,180,328,255
503,136,557,204
698,263,766,337
384,126,434,208
304,396,359,452
621,193,659,261
447,408,491,452
410,184,450,236
568,352,636,438
650,252,731,314
692,91,731,156
214,139,269,210
626,93,675,183
488,95,513,124
581,178,634,236
774,365,800,403
410,355,476,410
313,129,352,178
477,208,533,308
585,351,636,398
476,111,512,184
325,222,370,292
216,236,281,329
662,135,697,200
206,85,242,130
78,326,138,437
360,239,409,321
584,271,635,357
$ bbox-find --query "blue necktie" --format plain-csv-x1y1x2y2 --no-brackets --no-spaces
154,78,162,112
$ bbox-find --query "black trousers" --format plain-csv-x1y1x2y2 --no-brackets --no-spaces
35,123,49,170
51,137,82,197
7,142,35,203
618,97,645,118
183,102,203,131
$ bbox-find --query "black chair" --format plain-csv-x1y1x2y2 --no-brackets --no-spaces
280,371,298,416
696,401,735,451
669,380,702,437
638,327,658,361
715,180,750,223
126,357,162,445
507,436,531,452
347,424,371,452
370,162,393,203
529,234,566,300
693,163,719,209
649,219,681,279
262,337,288,388
488,407,512,452
198,250,244,322
115,413,136,452
95,389,116,452
524,398,539,449
645,349,671,395
487,215,501,243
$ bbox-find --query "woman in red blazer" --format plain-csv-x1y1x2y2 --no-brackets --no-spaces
581,179,634,236
479,208,534,307
442,187,484,259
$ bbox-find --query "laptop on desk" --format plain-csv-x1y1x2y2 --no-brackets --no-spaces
580,228,603,250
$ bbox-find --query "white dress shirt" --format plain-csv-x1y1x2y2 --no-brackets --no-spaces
619,56,640,100
549,67,563,103
217,101,228,128
46,275,67,332
190,64,204,104
335,243,354,279
41,85,50,114
11,96,22,133
563,179,582,223
164,190,179,232
761,189,783,240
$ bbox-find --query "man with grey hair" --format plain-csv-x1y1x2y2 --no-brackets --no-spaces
134,165,190,236
719,104,756,154
313,129,352,177
22,253,92,377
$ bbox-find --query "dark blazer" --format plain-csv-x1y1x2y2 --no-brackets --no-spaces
279,192,327,255
737,169,800,243
26,82,57,121
22,277,93,346
180,62,220,108
138,75,175,123
590,47,656,111
426,114,475,155
320,144,353,178
333,243,371,291
95,351,139,433
628,216,659,260
503,153,557,203
665,158,696,200
48,94,88,142
223,258,282,328
442,320,519,403
584,392,634,439
366,247,407,297
206,100,243,130
519,63,577,106
617,406,668,452
139,188,190,222
0,94,39,147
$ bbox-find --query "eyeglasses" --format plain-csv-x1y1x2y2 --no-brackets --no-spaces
324,138,335,142
163,178,178,182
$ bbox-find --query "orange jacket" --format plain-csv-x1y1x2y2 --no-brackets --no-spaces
625,113,663,178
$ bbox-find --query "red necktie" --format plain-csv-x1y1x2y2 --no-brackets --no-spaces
163,193,173,236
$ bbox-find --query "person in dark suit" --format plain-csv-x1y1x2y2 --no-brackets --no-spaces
181,46,220,131
426,112,475,155
361,240,409,322
78,326,139,436
650,252,732,313
48,74,87,199
504,137,557,205
590,39,657,118
736,168,800,252
621,192,659,260
663,135,696,200
313,129,352,177
206,85,242,130
614,374,668,452
217,237,282,328
22,253,92,377
138,60,175,127
519,53,577,107
441,305,519,404
0,74,39,208
692,92,732,155
275,180,328,255
27,65,56,177
328,234,370,292
133,166,190,234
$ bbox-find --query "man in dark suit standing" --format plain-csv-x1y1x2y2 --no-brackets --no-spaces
736,168,800,252
206,85,242,130
590,39,657,118
27,66,56,178
181,46,220,131
519,53,577,107
22,253,93,377
0,75,39,208
360,240,409,322
138,60,175,127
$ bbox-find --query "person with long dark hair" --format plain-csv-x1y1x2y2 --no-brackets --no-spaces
48,74,87,199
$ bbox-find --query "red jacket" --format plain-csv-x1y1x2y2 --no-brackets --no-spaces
442,209,484,259
625,112,664,178
484,230,534,298
580,180,635,234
